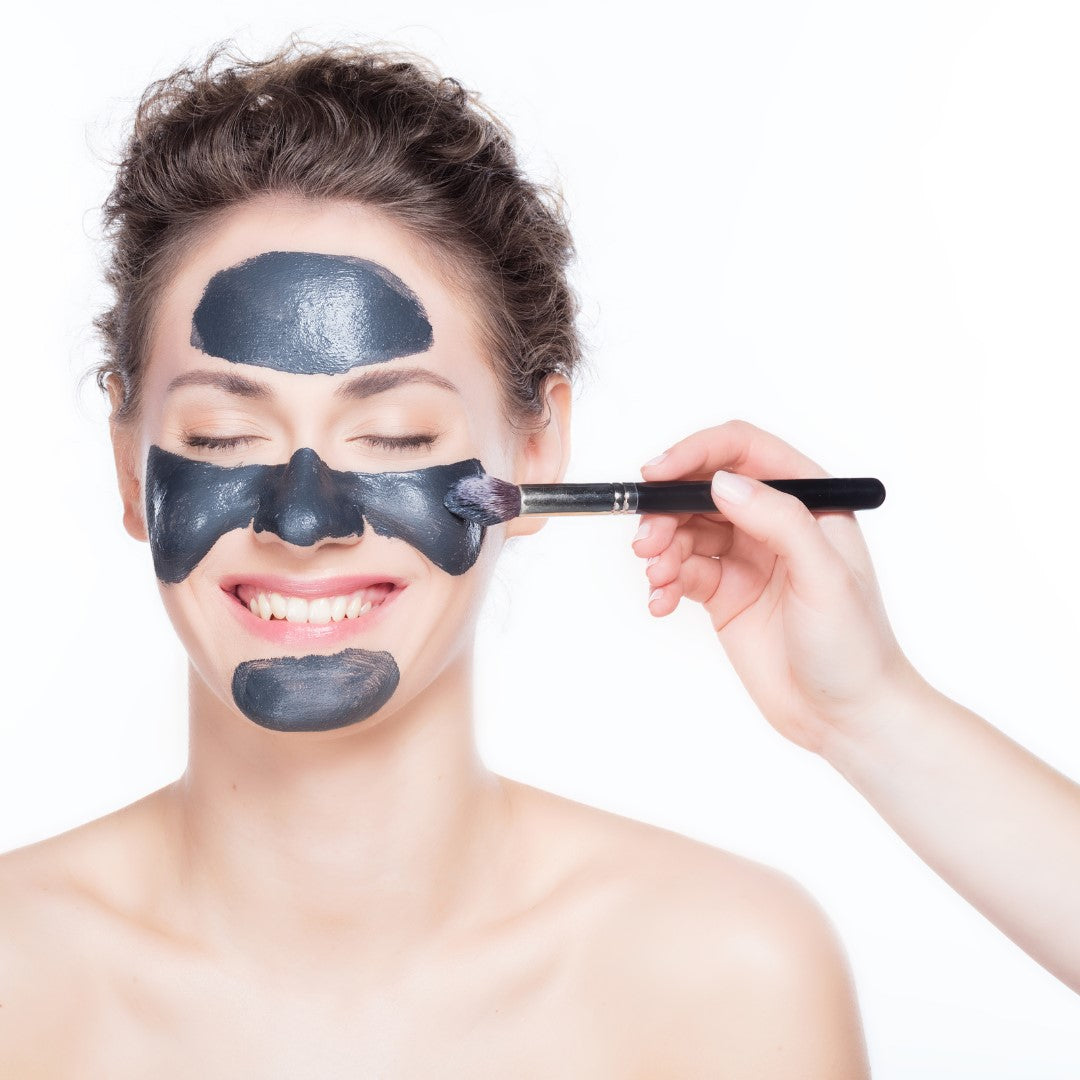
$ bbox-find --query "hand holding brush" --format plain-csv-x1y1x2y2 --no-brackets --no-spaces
625,419,1080,996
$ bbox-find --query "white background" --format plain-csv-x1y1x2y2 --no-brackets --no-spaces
2,1,1079,1073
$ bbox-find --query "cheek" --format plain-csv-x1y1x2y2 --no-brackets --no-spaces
145,446,266,584
357,461,487,575
153,578,223,677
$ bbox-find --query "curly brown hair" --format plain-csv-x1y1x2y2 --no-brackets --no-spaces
93,37,585,434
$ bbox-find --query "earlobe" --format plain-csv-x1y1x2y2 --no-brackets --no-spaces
503,374,573,540
106,376,148,543
113,429,148,543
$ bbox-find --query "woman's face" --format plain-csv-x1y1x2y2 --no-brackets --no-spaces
112,195,568,736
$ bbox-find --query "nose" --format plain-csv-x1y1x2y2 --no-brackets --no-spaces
252,448,362,547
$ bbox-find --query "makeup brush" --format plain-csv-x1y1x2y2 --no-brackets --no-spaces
444,474,886,525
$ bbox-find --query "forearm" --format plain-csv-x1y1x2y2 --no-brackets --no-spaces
822,676,1080,993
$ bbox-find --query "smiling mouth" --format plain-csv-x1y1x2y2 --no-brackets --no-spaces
233,582,399,625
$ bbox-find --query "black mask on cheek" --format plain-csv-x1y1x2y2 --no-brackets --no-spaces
145,446,487,584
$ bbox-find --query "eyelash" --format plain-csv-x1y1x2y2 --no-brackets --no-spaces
362,434,438,451
182,434,438,451
183,434,258,450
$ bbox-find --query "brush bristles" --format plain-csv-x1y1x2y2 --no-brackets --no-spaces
444,473,522,525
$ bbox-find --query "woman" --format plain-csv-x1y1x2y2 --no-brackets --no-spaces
0,41,868,1075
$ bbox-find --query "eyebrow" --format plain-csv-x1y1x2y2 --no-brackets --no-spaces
164,366,461,401
333,367,461,401
165,370,271,398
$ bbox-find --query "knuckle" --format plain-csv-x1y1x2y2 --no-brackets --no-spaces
777,491,811,523
724,418,755,436
768,492,815,539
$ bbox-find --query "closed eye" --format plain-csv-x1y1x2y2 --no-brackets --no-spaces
180,433,439,453
183,434,261,451
356,434,439,451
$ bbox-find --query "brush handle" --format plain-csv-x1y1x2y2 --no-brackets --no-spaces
634,477,885,514
518,477,886,516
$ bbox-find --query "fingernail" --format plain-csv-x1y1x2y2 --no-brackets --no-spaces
646,555,659,566
642,450,669,469
649,588,663,604
711,470,753,504
633,521,652,543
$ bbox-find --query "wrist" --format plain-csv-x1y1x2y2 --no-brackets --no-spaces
816,660,941,782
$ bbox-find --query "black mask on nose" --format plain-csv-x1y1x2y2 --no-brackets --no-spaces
145,446,487,584
253,447,357,548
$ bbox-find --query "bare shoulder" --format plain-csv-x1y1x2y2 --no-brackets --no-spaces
0,793,164,1067
0,792,157,916
507,780,869,1079
0,834,93,1067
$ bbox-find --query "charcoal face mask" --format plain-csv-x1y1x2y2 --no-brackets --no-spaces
146,447,486,584
153,249,483,733
191,250,433,374
232,650,402,734
146,447,487,732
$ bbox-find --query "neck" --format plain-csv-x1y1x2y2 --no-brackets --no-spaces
157,646,514,971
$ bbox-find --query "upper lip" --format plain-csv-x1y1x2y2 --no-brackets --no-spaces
218,573,408,599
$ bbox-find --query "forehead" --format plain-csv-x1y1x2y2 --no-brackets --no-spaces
146,196,493,402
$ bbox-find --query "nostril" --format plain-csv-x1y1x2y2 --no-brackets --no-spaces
252,447,362,546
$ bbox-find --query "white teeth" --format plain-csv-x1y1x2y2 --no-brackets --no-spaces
240,585,392,624
285,596,308,622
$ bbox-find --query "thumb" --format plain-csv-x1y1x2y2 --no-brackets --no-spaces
710,469,848,606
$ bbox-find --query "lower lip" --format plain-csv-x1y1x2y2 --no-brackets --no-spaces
222,586,406,646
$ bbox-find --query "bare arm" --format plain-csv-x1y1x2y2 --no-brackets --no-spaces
826,674,1080,992
632,418,1080,993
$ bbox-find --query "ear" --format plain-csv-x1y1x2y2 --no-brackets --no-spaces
503,374,572,539
106,376,148,543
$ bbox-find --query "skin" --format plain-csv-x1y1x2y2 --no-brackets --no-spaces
633,418,1080,995
0,199,868,1077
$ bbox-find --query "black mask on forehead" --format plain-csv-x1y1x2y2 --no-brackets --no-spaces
190,250,434,373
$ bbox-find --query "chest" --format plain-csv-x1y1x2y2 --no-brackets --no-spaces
62,925,638,1079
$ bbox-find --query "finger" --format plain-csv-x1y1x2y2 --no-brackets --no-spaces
632,513,734,560
648,553,724,614
630,512,682,557
707,469,848,605
640,419,830,482
662,518,735,560
641,527,689,590
639,520,734,605
642,531,691,614
673,518,736,558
